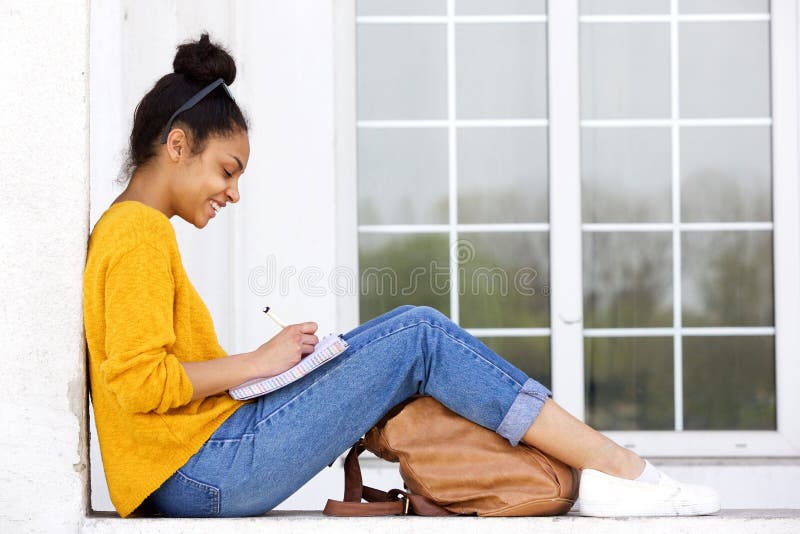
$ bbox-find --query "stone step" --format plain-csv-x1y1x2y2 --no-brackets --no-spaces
82,509,800,534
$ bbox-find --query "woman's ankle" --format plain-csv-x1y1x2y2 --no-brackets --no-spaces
585,443,645,480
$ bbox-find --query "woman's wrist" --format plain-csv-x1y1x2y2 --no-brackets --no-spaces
238,350,261,380
240,347,277,379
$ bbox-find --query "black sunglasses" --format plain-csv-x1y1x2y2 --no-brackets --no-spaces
160,78,235,144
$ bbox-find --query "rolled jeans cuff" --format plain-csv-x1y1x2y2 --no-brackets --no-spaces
495,378,552,446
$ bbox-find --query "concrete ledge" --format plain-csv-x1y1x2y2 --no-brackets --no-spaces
81,509,800,534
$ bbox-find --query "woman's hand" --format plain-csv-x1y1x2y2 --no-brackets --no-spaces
248,322,319,377
180,321,318,402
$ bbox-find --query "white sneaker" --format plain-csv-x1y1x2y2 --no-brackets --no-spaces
577,467,721,517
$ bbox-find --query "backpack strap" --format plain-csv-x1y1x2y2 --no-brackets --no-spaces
323,441,454,517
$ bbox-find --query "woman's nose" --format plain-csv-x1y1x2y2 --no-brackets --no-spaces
226,185,240,204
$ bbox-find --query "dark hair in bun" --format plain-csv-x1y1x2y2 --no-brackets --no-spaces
120,33,249,183
173,33,237,85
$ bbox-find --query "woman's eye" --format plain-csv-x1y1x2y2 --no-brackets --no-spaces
223,169,233,178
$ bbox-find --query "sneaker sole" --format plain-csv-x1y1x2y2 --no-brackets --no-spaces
578,498,720,517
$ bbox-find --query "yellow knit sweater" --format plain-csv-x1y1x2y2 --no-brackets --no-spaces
83,200,245,517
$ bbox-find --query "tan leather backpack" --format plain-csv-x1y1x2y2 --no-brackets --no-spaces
324,396,579,517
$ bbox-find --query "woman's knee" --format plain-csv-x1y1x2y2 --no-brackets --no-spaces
406,305,449,323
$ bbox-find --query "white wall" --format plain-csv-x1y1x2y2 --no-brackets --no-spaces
0,1,90,532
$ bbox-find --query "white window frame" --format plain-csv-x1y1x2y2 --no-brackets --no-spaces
334,0,800,457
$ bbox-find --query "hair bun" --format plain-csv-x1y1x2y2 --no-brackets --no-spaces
173,33,237,85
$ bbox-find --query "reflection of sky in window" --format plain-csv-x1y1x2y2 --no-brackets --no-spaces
681,126,772,222
357,128,449,225
582,127,672,223
456,0,546,15
357,0,446,16
458,127,548,223
581,23,671,119
456,23,548,120
680,22,770,118
357,24,447,121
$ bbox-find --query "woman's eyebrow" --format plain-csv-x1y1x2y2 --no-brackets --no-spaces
227,154,244,172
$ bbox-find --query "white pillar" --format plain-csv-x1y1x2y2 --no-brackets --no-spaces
0,0,90,532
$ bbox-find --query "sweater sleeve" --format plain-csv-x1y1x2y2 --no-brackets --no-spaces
102,241,194,414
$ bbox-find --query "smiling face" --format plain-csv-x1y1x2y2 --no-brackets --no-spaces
173,129,251,228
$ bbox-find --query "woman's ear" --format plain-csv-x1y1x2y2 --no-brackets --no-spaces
165,128,188,161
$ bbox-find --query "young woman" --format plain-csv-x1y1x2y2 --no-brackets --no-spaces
83,34,720,519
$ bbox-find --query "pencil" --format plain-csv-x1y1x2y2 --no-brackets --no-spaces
262,306,288,328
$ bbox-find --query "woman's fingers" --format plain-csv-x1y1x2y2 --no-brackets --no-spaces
301,334,319,347
298,321,318,334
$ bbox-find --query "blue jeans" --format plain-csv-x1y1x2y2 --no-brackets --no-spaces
145,305,552,517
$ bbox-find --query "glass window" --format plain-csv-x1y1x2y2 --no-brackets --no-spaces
683,336,775,430
582,127,672,223
583,232,673,328
459,232,550,328
580,5,775,431
679,22,770,118
356,7,551,387
358,128,449,225
458,127,548,223
581,23,671,119
456,0,546,15
585,337,675,430
682,231,774,327
456,23,548,119
357,24,447,120
355,1,779,441
581,0,670,15
359,233,451,320
679,0,770,14
681,126,772,222
357,0,447,16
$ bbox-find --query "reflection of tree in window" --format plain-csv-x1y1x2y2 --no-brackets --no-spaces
682,229,773,327
359,234,450,321
459,232,549,328
683,336,775,430
584,337,675,431
583,232,673,329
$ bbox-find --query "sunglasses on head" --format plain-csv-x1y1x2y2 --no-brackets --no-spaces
160,78,235,144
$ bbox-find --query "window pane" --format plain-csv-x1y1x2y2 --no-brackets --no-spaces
456,0,546,15
359,234,451,321
679,0,769,14
681,126,772,222
580,0,669,15
357,0,446,16
679,22,770,118
584,337,674,430
456,23,547,119
459,232,549,328
458,127,548,223
358,128,449,224
582,127,672,223
583,232,673,328
581,23,670,119
682,231,773,327
683,336,775,430
481,337,551,390
357,25,447,120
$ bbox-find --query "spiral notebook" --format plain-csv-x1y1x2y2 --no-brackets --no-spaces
228,333,349,400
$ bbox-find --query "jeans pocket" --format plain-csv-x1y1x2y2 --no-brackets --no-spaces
149,469,221,518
